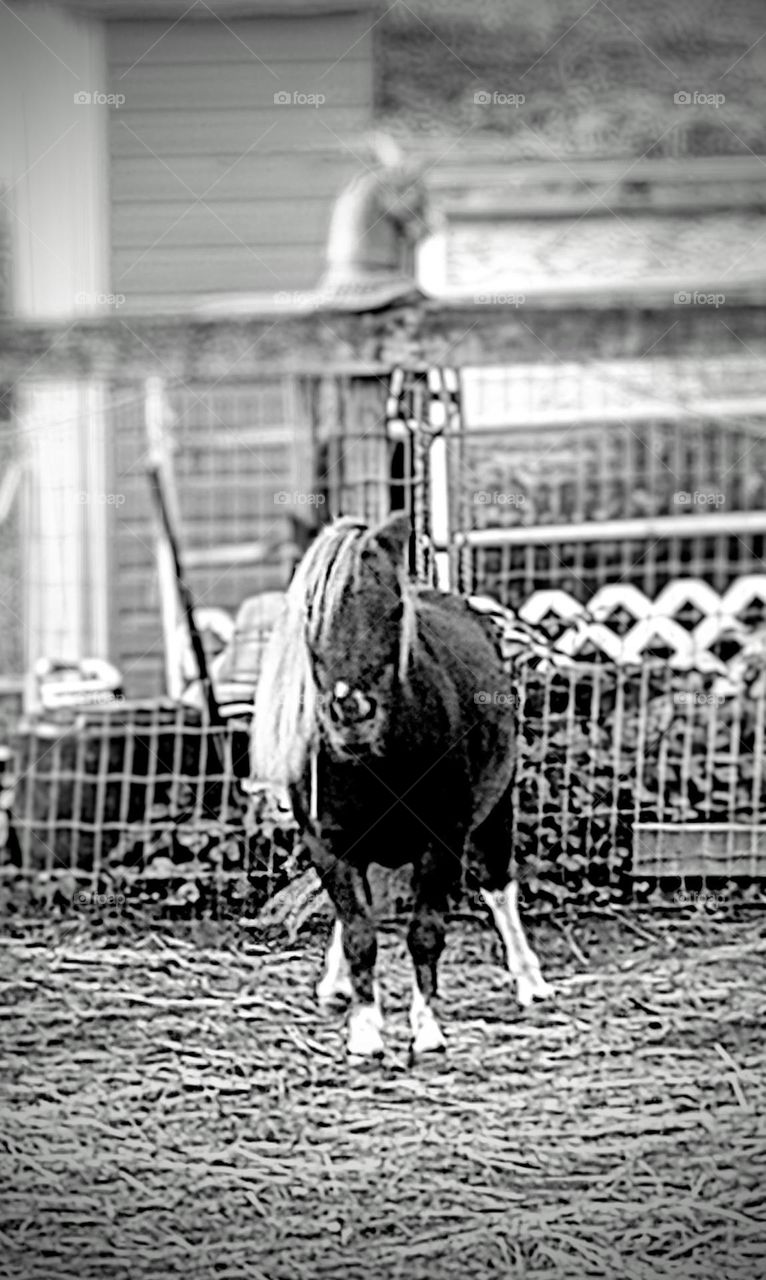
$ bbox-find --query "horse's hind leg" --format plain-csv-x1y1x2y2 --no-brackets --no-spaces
480,881,553,1008
312,849,383,1058
470,785,553,1008
407,851,450,1056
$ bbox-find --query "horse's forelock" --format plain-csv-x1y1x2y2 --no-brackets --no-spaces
252,521,364,786
352,527,417,684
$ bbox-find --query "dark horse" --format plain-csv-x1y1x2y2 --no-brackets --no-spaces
252,513,551,1058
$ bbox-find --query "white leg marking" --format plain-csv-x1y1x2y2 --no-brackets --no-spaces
480,881,553,1007
347,986,384,1058
316,920,354,1008
409,980,446,1055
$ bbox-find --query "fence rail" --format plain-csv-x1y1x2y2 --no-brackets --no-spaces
3,283,766,380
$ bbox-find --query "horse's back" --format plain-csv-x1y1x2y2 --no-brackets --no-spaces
415,591,508,688
407,590,515,755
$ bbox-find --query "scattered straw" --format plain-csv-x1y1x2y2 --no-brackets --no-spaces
0,913,764,1279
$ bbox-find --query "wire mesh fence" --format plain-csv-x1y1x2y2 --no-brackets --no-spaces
1,701,301,918
510,656,766,905
459,526,766,611
454,358,766,605
3,337,766,916
3,608,765,917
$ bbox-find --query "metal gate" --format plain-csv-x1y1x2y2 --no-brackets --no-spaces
377,362,766,892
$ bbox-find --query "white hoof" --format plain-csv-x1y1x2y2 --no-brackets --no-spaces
316,972,354,1009
516,970,554,1008
411,1009,446,1056
347,1004,384,1058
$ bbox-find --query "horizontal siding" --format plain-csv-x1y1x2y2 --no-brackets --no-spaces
113,246,322,294
109,60,369,107
107,14,373,307
112,199,330,247
109,12,378,64
112,152,358,201
110,108,366,156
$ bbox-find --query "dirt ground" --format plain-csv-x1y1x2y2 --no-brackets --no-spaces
1,910,764,1280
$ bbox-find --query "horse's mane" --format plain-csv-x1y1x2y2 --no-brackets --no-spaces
251,517,417,787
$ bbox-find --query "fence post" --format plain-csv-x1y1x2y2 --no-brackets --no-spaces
314,375,392,523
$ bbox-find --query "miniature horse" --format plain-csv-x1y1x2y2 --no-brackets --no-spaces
251,513,551,1058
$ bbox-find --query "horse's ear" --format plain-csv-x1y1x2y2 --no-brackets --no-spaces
370,511,412,564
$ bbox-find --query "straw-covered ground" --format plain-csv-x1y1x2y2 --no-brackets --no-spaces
1,910,764,1280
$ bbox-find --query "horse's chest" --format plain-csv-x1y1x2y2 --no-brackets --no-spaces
313,761,467,856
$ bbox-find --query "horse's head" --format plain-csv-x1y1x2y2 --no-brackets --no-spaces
309,513,413,760
251,513,414,785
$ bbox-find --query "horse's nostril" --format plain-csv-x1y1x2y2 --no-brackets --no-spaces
331,688,376,725
356,694,376,721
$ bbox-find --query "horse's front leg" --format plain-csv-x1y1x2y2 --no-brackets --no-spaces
408,849,451,1057
312,848,383,1059
316,918,354,1009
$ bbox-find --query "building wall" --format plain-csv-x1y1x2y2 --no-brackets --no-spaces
106,12,374,308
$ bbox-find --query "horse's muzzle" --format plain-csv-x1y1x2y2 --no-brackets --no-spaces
330,681,377,726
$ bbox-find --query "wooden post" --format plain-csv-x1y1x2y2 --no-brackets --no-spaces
19,381,111,710
0,2,111,707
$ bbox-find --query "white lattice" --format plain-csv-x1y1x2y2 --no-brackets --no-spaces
515,576,766,672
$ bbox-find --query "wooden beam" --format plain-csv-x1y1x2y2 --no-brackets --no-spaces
53,1,382,16
3,283,766,380
425,154,766,219
184,541,272,568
